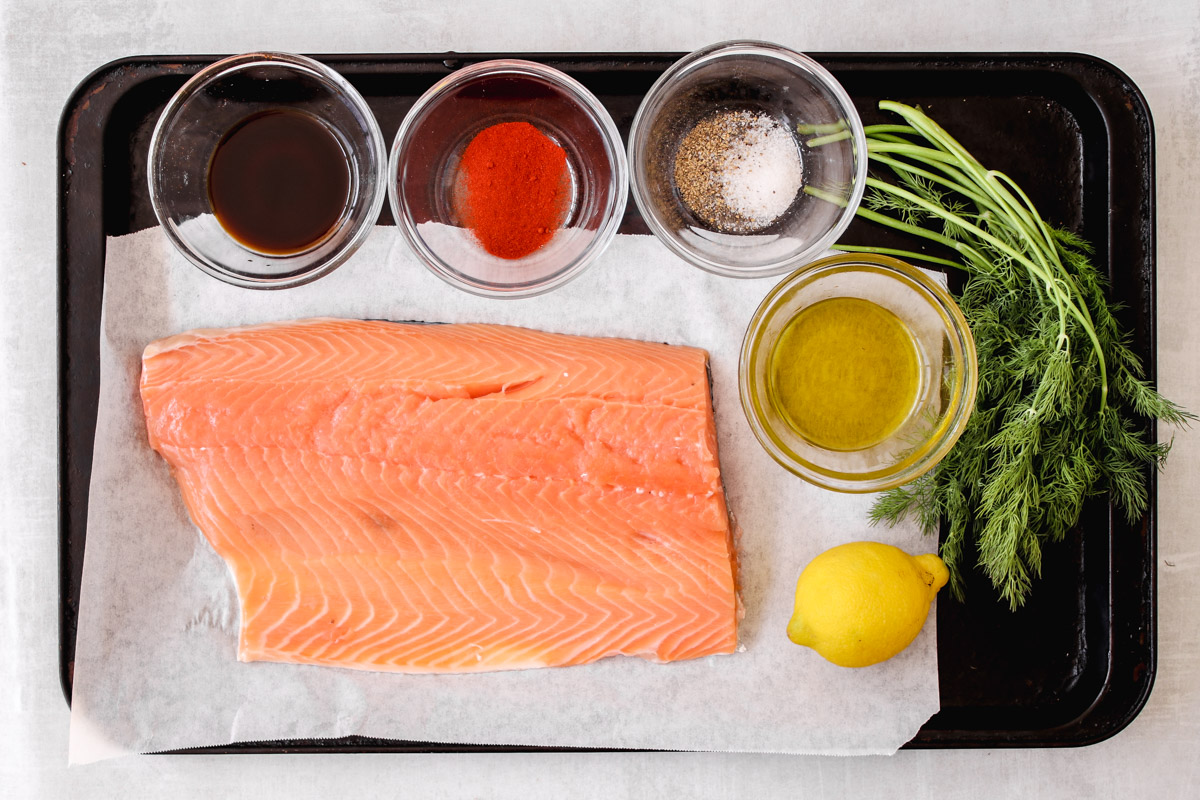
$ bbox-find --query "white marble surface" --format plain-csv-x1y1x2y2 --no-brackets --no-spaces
2,0,1198,796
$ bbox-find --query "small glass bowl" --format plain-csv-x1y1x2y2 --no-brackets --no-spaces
740,254,978,492
628,41,867,278
148,52,387,289
388,59,628,298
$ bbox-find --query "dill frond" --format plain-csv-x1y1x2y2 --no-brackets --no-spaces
858,102,1189,608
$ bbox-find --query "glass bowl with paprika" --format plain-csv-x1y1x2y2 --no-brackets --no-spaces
388,59,628,298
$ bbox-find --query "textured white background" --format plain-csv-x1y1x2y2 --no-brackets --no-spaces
3,0,1198,796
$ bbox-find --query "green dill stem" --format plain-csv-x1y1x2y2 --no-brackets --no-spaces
865,175,1108,407
880,101,986,173
864,176,1059,280
862,124,920,137
873,143,1074,346
851,198,995,273
869,142,1063,286
970,172,1076,345
854,200,963,248
867,140,962,166
880,104,1061,258
867,152,995,214
876,102,1110,409
990,170,1060,257
796,121,849,134
991,169,1103,343
866,141,1000,209
802,185,849,208
876,104,1076,304
869,119,1069,320
806,130,852,146
866,133,913,145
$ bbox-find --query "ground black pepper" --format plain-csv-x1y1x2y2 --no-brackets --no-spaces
672,109,804,234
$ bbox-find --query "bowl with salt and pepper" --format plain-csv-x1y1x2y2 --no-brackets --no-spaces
628,41,868,278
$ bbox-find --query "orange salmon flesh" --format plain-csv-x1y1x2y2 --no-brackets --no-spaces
140,318,739,673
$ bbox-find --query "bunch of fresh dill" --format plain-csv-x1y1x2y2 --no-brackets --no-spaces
832,101,1190,609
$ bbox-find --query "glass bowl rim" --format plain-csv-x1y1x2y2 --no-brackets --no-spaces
387,58,630,299
146,51,388,290
739,252,979,492
627,39,869,279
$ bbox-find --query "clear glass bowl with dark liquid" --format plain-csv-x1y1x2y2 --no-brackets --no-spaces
148,52,387,289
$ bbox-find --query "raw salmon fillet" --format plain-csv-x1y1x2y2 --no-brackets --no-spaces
140,318,738,673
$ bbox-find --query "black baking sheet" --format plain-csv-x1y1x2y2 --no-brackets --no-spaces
58,52,1158,750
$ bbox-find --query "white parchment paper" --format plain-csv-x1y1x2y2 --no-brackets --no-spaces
68,227,940,763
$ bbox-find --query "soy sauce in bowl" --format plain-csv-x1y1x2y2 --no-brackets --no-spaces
207,109,351,255
148,52,387,288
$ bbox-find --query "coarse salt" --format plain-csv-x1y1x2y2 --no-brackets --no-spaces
718,113,804,227
672,109,805,234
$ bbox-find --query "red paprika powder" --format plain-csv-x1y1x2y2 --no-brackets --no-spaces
457,121,570,259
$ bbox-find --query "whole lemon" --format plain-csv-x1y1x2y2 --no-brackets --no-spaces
786,541,949,668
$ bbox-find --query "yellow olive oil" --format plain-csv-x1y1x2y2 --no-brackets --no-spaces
769,297,921,451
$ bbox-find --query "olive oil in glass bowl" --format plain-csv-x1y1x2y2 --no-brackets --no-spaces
740,254,977,493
